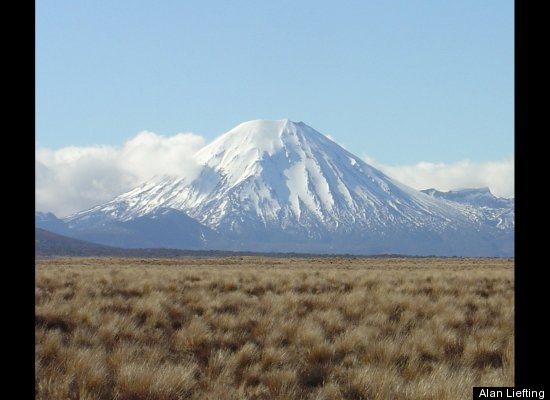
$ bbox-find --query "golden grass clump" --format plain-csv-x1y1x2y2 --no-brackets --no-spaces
36,256,514,400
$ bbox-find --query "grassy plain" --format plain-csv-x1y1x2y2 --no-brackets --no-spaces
35,257,514,400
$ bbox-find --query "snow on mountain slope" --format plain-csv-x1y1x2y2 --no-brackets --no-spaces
65,119,514,256
421,188,514,230
421,187,514,209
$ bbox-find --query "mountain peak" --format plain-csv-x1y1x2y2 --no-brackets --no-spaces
217,118,304,148
192,119,341,192
193,119,328,170
196,119,282,161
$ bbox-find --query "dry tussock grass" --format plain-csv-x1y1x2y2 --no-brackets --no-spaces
35,257,514,400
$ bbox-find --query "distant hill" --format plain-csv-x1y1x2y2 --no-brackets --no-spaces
35,212,70,235
36,228,224,257
420,187,514,209
36,228,127,256
35,228,380,258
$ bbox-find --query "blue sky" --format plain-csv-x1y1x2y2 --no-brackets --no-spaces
36,0,513,164
36,1,514,215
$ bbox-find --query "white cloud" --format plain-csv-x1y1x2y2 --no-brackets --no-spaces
35,130,514,218
363,154,514,198
36,131,205,217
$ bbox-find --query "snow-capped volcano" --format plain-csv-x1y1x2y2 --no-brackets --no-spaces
59,119,513,256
